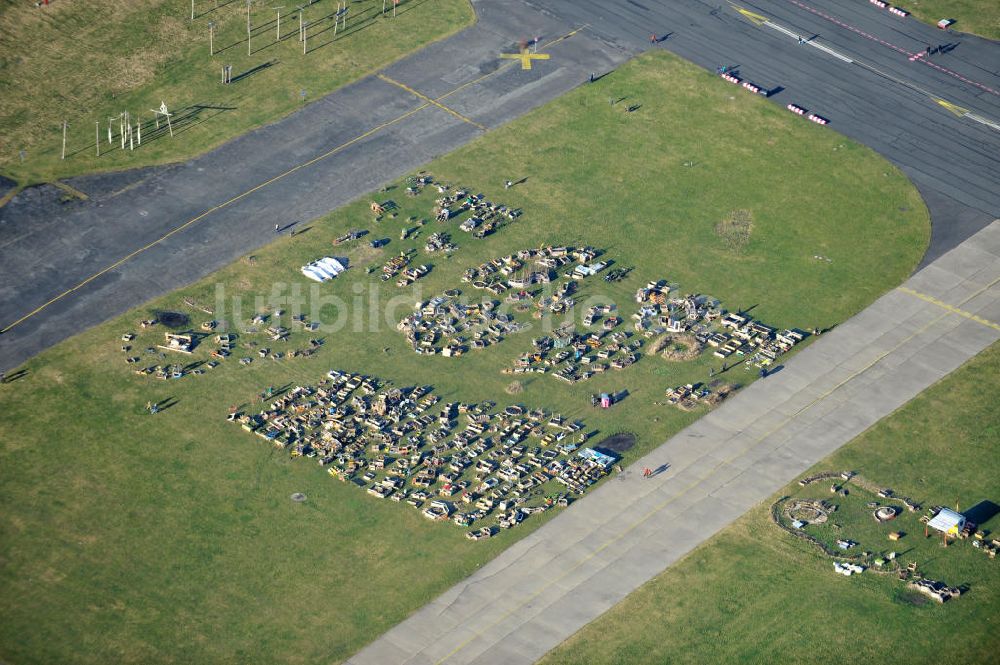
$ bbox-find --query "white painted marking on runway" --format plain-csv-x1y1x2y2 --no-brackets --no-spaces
808,41,853,63
742,6,1000,134
966,113,1000,132
763,21,853,63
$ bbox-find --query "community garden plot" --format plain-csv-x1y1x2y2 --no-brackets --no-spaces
230,369,621,539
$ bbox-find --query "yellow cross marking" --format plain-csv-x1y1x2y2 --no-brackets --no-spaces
933,97,969,118
0,26,587,336
730,3,767,26
898,286,1000,331
500,49,551,70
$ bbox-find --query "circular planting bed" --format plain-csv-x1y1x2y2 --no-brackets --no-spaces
785,499,830,525
874,505,899,522
653,333,703,361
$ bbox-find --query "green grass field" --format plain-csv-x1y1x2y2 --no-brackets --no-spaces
0,0,474,187
0,51,929,664
906,0,1000,40
542,341,1000,665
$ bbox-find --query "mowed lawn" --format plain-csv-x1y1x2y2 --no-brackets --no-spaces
542,341,1000,665
906,0,1000,40
0,0,473,186
0,52,929,664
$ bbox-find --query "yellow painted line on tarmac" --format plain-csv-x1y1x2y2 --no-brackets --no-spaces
52,181,89,201
434,25,586,102
434,275,1000,664
499,50,550,70
0,104,432,334
933,97,970,118
898,286,1000,332
0,25,588,335
730,3,768,26
377,74,486,130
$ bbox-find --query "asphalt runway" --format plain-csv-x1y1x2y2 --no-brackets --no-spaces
2,0,998,372
537,0,1000,260
350,220,1000,665
346,9,1000,663
0,0,633,372
1,2,998,661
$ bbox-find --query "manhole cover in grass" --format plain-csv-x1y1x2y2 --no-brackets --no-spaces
597,432,636,453
154,310,190,329
290,492,307,502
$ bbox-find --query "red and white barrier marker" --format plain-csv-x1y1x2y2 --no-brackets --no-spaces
741,81,761,94
871,1,909,18
787,103,808,115
807,113,829,125
721,72,741,84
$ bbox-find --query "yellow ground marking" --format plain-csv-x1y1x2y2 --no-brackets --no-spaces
434,26,584,102
934,97,970,118
0,185,18,208
0,106,431,334
0,26,587,335
52,181,89,201
730,3,768,26
898,286,1000,331
434,275,1000,664
500,49,551,70
377,74,486,130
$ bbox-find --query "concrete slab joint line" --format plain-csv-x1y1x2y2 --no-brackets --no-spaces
898,286,1000,332
348,222,1000,665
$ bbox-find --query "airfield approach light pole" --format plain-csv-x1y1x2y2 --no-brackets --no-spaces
247,0,255,56
274,6,285,42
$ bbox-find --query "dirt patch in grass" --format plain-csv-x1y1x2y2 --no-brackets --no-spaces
703,383,736,407
596,432,637,454
715,209,754,251
652,334,703,362
896,589,930,607
153,310,190,329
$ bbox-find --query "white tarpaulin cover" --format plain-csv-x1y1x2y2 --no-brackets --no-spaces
301,257,347,282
